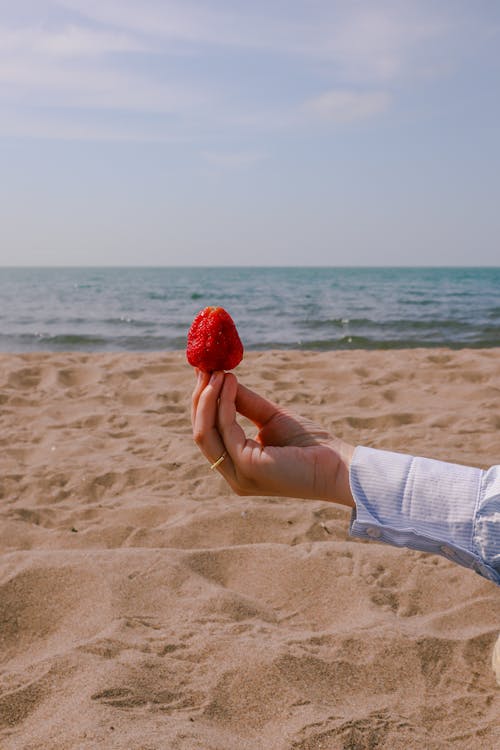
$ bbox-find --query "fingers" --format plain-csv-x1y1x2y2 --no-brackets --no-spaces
191,369,210,428
191,370,238,484
192,370,225,458
191,371,269,494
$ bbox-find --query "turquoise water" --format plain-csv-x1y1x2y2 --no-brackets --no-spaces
0,267,498,351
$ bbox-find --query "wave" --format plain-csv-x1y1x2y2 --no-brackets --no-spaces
1,266,498,352
102,317,157,328
247,337,500,351
300,317,494,334
1,330,499,352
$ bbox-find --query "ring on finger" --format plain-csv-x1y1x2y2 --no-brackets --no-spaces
210,451,227,470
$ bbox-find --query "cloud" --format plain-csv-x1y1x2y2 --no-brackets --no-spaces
311,3,446,82
0,1,497,141
57,0,277,48
0,107,187,141
0,20,205,117
201,150,266,168
0,23,146,58
57,0,450,81
305,89,391,123
0,59,202,113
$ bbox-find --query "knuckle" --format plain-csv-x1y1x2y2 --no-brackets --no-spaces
192,429,204,445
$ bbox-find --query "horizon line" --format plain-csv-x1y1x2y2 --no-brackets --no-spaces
1,264,499,270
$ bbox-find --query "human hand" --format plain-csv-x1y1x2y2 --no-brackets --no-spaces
191,370,355,508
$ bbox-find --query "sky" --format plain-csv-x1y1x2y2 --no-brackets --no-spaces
1,0,499,266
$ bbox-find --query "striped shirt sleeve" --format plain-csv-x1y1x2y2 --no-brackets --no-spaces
349,446,500,586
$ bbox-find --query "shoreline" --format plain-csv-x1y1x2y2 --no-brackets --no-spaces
2,342,500,355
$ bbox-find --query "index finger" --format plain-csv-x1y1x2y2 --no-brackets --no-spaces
191,368,210,428
235,382,280,428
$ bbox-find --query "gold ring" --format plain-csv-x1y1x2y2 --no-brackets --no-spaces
210,451,227,470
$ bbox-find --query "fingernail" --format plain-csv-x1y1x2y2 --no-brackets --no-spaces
210,370,221,384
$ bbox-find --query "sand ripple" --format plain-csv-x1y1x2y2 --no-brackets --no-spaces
0,350,499,749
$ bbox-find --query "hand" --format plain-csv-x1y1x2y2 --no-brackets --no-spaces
191,370,355,508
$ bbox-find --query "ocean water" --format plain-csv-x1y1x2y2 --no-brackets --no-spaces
0,266,499,352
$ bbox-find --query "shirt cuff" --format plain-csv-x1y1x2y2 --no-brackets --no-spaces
348,445,500,585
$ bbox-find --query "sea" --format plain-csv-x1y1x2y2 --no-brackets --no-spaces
0,267,499,352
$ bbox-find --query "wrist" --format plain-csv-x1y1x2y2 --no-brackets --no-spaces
324,440,355,508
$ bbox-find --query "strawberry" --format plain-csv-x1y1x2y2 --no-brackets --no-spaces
186,306,244,372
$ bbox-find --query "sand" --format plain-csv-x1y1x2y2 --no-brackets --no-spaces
0,348,499,750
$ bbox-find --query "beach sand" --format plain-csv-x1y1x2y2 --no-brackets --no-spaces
0,349,499,749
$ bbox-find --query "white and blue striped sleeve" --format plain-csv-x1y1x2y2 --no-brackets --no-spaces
349,446,500,585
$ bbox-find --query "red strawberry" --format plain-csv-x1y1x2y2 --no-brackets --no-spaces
186,306,244,372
